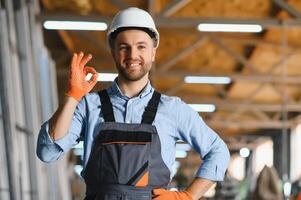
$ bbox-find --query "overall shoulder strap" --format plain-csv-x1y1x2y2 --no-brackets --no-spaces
141,91,161,124
98,90,115,122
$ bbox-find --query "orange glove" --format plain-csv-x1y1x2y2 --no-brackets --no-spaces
65,52,98,102
152,188,193,200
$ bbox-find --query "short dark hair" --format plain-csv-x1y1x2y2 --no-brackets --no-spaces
109,27,157,49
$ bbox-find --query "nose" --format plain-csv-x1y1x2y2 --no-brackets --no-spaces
128,46,139,59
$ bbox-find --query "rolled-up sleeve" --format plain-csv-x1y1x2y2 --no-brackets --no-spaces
36,98,86,163
175,98,230,181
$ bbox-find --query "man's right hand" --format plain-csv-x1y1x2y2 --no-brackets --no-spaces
65,52,98,102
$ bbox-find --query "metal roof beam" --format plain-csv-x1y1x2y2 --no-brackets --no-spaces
160,0,191,17
58,30,75,52
165,80,185,95
211,34,301,51
207,119,292,129
110,0,128,10
148,0,156,16
157,36,208,73
156,17,300,28
272,0,301,18
182,96,301,112
209,35,259,73
156,71,301,84
38,13,301,28
75,31,110,52
165,30,301,51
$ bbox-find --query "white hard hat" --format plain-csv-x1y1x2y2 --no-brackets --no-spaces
107,7,159,48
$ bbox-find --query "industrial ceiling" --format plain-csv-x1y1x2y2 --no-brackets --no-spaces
39,0,301,147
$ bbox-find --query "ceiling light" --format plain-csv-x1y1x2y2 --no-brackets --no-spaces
176,143,192,151
189,104,216,112
198,23,262,33
73,148,83,156
239,147,250,158
284,182,292,197
184,76,231,84
97,73,118,82
176,151,187,158
85,73,118,82
73,165,83,177
73,141,83,149
43,21,108,31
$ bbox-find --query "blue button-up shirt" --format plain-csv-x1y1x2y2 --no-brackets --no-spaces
37,80,230,181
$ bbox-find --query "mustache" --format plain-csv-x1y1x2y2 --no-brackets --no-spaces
124,59,142,63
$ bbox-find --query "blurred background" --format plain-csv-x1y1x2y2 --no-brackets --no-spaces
1,0,301,199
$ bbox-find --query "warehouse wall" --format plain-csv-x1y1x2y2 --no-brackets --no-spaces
0,0,71,199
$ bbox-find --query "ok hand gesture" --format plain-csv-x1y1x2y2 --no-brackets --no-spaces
65,52,98,102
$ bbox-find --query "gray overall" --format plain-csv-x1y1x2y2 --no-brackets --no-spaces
83,90,170,200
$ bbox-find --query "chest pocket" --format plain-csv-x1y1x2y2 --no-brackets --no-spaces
99,129,152,186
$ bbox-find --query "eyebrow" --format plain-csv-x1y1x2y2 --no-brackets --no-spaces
136,42,148,45
117,41,148,46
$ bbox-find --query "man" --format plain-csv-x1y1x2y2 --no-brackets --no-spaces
37,7,230,200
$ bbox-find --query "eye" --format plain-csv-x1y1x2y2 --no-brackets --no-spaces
119,46,128,51
138,45,146,50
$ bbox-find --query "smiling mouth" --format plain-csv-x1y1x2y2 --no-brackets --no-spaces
125,63,142,68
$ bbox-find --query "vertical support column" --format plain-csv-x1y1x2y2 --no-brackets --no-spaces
272,129,290,180
1,0,73,199
273,133,282,175
280,22,291,196
14,2,39,199
28,1,72,200
0,100,10,200
281,130,288,179
0,8,18,200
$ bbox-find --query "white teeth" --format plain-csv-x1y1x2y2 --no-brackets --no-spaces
129,63,140,67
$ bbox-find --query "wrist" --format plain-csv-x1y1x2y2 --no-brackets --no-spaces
65,87,86,102
64,95,81,105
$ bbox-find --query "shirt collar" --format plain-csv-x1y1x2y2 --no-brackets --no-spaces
108,77,154,99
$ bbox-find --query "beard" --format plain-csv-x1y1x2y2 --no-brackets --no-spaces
115,60,152,81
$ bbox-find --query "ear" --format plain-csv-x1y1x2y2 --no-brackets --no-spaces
151,47,157,62
111,48,116,60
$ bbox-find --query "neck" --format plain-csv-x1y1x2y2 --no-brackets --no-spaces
117,75,149,98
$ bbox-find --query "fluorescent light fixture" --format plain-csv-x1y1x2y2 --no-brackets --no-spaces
198,23,262,33
85,73,118,82
73,148,83,156
283,182,292,197
176,151,187,158
176,143,192,151
239,147,250,158
189,104,216,112
43,20,108,31
74,165,83,177
98,73,118,82
184,76,231,84
73,141,83,149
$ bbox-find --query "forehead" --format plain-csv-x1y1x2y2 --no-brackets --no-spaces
115,29,153,44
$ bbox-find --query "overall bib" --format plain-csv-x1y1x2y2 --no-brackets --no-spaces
83,90,171,200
